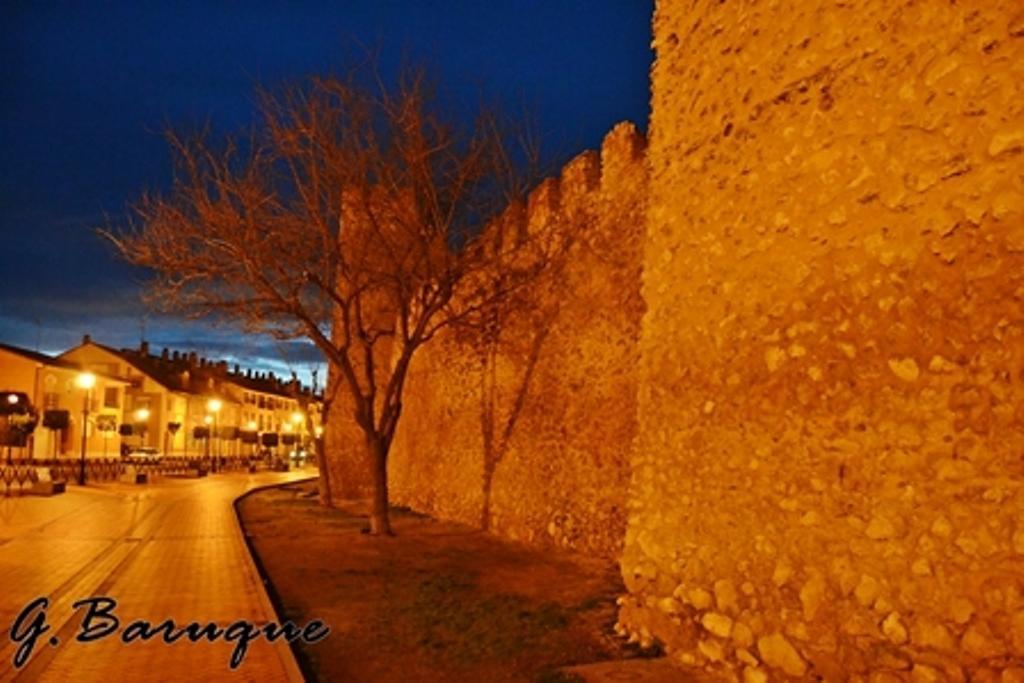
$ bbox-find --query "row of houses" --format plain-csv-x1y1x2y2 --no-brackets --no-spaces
0,335,321,459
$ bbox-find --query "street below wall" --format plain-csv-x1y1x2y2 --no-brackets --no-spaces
0,469,311,681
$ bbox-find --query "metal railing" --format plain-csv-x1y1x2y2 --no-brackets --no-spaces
131,454,257,477
0,457,124,495
1,464,39,496
0,452,286,496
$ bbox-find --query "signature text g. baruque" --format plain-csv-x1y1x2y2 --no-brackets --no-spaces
9,596,329,670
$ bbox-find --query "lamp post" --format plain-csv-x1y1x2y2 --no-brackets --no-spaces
290,411,305,466
203,414,214,470
134,408,150,447
283,422,293,467
75,372,96,485
207,398,222,471
247,420,258,460
313,425,324,472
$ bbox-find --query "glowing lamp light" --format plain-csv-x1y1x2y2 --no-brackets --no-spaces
314,426,324,438
247,421,258,431
291,412,303,425
283,423,293,433
74,372,96,486
6,394,18,405
203,415,213,425
134,408,150,422
207,398,223,413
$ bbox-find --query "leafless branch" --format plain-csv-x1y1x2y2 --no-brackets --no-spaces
104,59,561,534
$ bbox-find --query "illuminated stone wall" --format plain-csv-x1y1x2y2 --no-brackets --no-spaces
321,360,374,500
619,0,1024,679
321,190,405,501
386,123,647,558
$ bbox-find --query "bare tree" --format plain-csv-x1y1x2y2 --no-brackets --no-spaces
104,63,557,535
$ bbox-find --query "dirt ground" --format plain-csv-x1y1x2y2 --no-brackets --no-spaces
237,479,649,683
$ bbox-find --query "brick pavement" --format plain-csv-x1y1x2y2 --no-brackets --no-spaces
0,470,312,682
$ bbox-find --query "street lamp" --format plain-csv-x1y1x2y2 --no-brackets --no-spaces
75,372,96,485
246,420,258,460
207,398,222,470
133,407,151,454
290,412,304,453
203,414,214,467
102,427,113,457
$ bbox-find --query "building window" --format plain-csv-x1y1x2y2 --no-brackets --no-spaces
104,387,120,409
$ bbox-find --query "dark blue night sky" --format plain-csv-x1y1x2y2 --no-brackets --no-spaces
0,2,652,382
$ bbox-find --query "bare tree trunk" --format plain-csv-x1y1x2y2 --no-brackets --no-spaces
314,436,332,506
313,401,333,506
367,433,392,535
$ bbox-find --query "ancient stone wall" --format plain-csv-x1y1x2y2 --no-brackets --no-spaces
387,122,647,558
321,360,375,500
321,189,405,502
620,0,1024,679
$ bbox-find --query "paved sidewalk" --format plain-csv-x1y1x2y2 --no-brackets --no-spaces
0,470,312,682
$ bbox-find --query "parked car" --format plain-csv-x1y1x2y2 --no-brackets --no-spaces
123,446,163,463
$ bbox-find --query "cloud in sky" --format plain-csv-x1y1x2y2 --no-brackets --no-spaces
0,313,326,388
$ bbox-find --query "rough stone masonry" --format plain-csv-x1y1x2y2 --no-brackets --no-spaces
388,122,647,559
325,0,1024,678
620,0,1024,680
